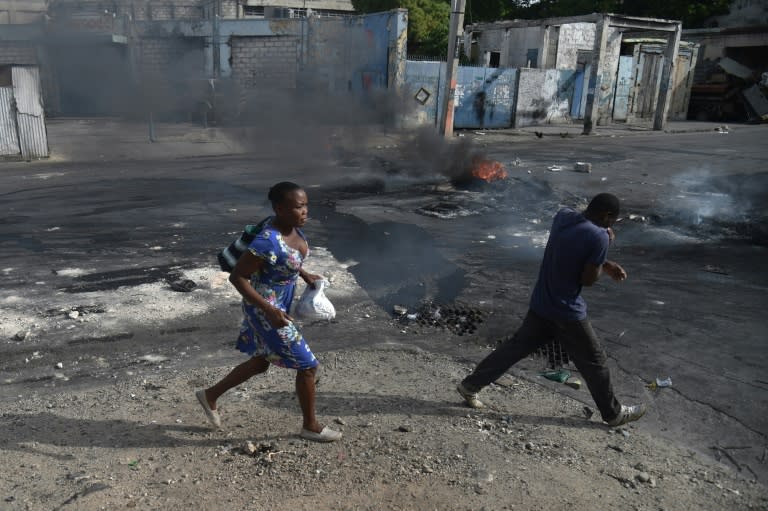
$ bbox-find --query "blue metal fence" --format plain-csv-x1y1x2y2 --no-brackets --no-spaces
404,62,517,129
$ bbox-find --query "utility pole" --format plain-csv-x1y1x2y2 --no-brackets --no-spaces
439,0,465,138
212,0,221,78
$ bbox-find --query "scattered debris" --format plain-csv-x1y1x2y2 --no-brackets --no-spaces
169,279,197,292
712,445,743,471
393,305,408,316
565,377,582,390
605,471,635,488
139,354,169,364
396,301,486,336
646,377,672,390
13,330,29,341
573,162,592,173
242,441,258,455
583,406,594,419
703,264,729,275
539,369,570,383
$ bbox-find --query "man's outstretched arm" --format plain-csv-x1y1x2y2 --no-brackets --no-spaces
582,260,627,286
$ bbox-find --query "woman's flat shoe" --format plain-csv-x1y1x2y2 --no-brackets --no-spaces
300,426,342,442
195,390,221,428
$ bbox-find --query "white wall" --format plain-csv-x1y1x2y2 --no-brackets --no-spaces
555,23,595,69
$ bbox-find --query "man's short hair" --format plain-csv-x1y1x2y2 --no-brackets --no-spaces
586,193,620,216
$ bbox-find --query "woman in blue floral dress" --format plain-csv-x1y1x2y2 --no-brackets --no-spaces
196,182,341,442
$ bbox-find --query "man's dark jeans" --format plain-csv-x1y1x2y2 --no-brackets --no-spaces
461,309,621,422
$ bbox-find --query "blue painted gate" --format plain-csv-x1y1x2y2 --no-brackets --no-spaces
404,61,517,129
454,67,516,129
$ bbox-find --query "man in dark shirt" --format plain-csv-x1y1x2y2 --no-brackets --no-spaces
457,193,645,427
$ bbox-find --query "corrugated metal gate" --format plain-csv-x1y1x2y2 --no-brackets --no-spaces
0,87,20,156
0,66,48,159
13,67,48,159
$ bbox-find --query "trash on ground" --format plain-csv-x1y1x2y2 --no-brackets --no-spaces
539,369,571,383
646,376,672,390
565,377,582,390
393,305,408,316
573,162,592,173
139,354,169,364
169,279,197,292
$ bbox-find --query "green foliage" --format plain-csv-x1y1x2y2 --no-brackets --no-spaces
353,0,451,56
353,0,732,56
501,0,730,28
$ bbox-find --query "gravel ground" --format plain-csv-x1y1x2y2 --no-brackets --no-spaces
1,344,766,511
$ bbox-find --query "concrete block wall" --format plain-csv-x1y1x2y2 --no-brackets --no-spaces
504,26,545,67
0,0,47,24
130,1,204,21
556,23,595,69
221,0,238,18
230,36,298,89
473,27,542,68
514,68,575,127
0,42,37,65
140,37,203,75
472,29,504,66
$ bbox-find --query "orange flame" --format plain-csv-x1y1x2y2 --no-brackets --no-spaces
471,159,508,182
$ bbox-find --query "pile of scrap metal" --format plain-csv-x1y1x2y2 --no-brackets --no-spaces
688,57,768,122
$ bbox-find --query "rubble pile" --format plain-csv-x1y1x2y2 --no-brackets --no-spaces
689,56,768,122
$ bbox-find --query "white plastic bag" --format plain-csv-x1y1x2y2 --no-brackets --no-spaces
295,279,336,321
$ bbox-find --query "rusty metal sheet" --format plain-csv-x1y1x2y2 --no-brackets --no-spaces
11,66,48,159
742,84,768,120
0,87,20,157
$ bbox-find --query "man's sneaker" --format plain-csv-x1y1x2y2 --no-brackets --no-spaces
456,383,485,409
606,404,646,427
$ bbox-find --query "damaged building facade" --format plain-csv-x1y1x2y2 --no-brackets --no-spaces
404,13,695,132
0,0,405,157
682,0,768,121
